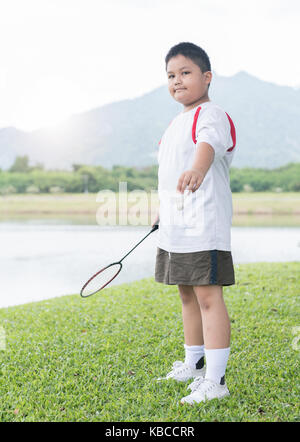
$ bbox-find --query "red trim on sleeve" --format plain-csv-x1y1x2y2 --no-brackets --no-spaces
192,106,236,152
192,106,202,144
225,112,236,152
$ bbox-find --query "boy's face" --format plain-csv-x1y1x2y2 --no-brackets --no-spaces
166,54,212,110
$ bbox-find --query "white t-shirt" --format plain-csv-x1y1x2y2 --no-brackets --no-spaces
157,101,236,253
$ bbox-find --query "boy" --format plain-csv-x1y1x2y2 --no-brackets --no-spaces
153,42,236,404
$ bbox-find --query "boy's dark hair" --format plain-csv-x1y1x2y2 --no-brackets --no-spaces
165,42,211,88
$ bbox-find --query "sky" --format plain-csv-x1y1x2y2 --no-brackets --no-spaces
0,0,299,131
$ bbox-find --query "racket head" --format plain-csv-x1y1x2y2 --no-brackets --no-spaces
80,262,122,298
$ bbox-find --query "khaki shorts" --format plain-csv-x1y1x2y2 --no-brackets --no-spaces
155,247,235,286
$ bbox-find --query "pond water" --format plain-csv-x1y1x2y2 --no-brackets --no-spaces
0,222,299,308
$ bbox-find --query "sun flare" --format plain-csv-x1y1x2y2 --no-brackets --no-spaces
16,75,85,131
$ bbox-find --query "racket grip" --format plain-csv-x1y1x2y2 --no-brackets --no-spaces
151,221,159,232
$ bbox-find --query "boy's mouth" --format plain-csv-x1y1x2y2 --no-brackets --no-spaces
175,88,186,92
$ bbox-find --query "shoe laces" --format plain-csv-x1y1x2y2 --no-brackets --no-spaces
166,361,189,378
193,378,216,394
188,375,205,392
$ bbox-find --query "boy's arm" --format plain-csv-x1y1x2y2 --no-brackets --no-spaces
177,142,215,194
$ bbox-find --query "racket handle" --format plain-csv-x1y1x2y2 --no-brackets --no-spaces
150,222,159,232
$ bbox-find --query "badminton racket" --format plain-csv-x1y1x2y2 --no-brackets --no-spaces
80,222,159,298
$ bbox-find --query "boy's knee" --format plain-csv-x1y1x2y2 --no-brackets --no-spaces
197,296,212,311
194,286,221,311
178,285,195,304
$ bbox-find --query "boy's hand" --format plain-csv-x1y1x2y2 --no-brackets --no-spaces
151,213,160,228
177,168,205,194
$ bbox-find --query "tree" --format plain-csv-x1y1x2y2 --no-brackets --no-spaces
72,163,85,172
31,162,44,171
9,156,30,173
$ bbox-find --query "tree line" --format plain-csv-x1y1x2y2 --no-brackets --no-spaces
0,156,299,194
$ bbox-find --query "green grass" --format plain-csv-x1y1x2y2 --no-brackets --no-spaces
0,262,299,422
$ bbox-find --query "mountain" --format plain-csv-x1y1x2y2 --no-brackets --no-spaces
210,71,300,168
0,71,299,170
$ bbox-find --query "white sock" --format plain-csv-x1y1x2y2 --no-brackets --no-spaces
184,344,205,369
204,347,230,384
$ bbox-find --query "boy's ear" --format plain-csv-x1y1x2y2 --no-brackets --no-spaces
204,71,213,84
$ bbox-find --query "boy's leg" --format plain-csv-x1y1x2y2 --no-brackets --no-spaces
193,285,230,384
178,285,205,370
180,285,231,404
157,285,205,381
193,285,230,348
177,284,204,346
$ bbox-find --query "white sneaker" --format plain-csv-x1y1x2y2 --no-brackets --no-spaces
157,361,205,382
180,378,230,404
187,374,206,392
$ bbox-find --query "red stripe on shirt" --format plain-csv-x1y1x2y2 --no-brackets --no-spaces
192,106,202,144
225,112,236,152
192,106,237,152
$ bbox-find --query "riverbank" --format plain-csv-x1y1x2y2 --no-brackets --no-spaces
0,261,299,422
1,192,300,226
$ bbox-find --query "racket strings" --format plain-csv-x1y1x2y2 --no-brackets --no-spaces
80,263,122,297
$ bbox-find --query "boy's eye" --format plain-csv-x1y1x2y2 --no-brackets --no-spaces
167,71,190,79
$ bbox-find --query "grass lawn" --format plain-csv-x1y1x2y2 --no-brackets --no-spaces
0,261,299,422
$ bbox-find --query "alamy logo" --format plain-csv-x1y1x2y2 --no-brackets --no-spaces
95,182,205,235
